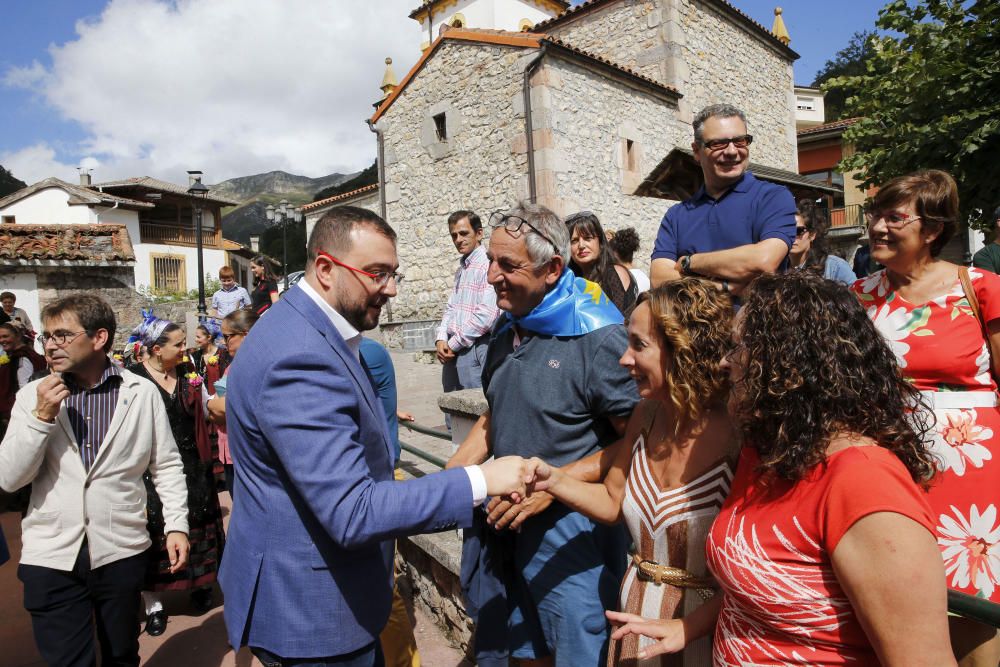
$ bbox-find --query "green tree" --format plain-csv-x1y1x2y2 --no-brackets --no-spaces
260,219,306,275
0,165,27,198
813,30,877,121
828,0,1000,228
312,161,377,202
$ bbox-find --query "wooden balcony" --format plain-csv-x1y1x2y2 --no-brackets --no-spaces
139,222,222,248
830,204,864,229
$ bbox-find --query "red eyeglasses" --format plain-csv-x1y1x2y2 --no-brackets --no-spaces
317,250,404,287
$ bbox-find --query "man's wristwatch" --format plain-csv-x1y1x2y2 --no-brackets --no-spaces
679,255,693,275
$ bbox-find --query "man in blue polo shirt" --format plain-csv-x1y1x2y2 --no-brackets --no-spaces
650,103,796,294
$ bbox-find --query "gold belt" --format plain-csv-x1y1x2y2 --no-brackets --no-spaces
631,554,717,600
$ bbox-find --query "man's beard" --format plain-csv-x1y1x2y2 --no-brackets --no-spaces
335,284,381,332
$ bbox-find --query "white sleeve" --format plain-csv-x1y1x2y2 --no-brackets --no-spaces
17,358,33,388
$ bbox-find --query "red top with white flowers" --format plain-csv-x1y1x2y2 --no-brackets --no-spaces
706,446,934,666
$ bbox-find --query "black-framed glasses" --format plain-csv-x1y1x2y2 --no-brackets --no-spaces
37,330,88,347
488,211,560,255
221,332,244,343
795,226,809,237
700,134,753,152
317,250,404,287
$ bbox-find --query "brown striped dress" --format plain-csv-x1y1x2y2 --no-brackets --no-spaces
608,433,734,667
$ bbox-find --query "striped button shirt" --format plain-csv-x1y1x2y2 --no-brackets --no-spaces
63,363,123,471
435,245,500,351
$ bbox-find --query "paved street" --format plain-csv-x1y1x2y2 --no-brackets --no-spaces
1,349,471,667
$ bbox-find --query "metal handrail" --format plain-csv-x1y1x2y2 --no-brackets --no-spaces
400,420,451,441
948,590,1000,628
395,418,1000,627
399,440,448,469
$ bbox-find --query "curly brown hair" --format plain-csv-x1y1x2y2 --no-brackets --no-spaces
637,278,733,436
734,272,935,485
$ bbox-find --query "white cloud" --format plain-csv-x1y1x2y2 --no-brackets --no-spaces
3,0,424,183
0,143,83,184
3,61,49,90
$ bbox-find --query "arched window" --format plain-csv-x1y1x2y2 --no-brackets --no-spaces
450,13,466,28
519,19,534,31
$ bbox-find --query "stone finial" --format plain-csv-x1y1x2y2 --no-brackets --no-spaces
772,7,791,46
380,57,398,98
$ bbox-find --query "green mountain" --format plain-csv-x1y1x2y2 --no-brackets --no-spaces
215,169,361,245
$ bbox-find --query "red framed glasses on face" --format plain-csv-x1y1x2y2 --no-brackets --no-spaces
316,250,404,287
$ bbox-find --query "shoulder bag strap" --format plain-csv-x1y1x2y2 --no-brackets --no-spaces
959,266,1000,385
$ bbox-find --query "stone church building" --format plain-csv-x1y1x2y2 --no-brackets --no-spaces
307,0,825,323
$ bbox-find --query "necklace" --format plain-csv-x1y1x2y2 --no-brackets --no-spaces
145,359,173,381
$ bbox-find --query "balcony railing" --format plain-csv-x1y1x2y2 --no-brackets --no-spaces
830,204,865,229
139,222,222,248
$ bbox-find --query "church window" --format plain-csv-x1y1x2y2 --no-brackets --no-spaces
626,139,638,172
519,19,534,31
1,216,14,224
450,13,466,28
433,113,448,141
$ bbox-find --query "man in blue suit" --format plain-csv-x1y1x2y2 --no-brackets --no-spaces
220,205,529,666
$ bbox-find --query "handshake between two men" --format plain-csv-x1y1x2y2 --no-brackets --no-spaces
475,456,563,524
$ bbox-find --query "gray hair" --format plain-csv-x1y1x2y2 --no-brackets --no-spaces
502,202,569,268
693,104,748,143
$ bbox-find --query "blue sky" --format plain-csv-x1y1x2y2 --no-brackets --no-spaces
0,0,889,184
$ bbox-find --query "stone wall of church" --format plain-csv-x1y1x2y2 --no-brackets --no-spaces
377,41,532,321
542,0,663,83
541,0,797,171
534,57,682,273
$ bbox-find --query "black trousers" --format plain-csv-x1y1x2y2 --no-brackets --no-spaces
18,542,147,667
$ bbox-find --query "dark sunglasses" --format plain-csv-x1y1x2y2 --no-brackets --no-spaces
795,227,809,237
700,134,753,152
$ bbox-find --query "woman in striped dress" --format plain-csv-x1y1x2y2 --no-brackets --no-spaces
528,279,736,666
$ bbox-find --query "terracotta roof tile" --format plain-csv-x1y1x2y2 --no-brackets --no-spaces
531,0,798,59
302,184,380,212
797,117,862,137
0,224,135,263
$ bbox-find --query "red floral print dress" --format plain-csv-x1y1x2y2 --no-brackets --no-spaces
852,268,1000,603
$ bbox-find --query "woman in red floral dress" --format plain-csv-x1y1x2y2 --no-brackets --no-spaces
852,170,1000,665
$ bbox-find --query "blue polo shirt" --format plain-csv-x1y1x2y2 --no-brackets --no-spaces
650,171,797,262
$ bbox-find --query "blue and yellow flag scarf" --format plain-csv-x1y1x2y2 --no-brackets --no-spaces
501,268,623,337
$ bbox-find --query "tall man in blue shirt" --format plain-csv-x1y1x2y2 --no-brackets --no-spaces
650,103,797,293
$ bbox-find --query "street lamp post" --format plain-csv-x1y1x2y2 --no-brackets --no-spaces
265,200,303,291
187,171,210,317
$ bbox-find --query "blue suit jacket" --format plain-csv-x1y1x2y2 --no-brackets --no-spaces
219,285,474,658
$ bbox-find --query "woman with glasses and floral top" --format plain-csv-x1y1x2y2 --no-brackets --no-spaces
851,170,1000,665
207,309,260,496
787,199,856,285
566,211,639,315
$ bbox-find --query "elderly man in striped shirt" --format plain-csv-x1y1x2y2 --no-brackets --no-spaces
435,211,500,399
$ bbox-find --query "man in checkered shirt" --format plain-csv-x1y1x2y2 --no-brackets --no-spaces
435,210,500,396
